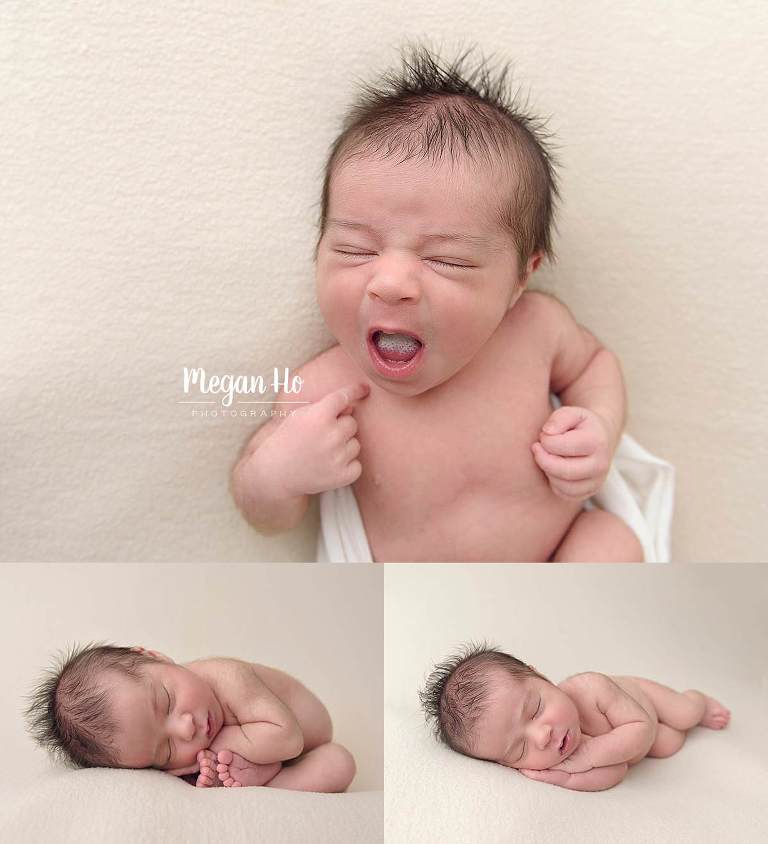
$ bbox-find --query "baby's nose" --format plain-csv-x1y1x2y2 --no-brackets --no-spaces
366,270,421,305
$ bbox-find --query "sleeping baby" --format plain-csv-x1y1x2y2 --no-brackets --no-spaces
26,644,355,791
420,644,730,791
231,43,644,562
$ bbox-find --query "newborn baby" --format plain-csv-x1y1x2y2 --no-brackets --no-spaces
232,44,644,563
420,645,730,791
26,644,355,791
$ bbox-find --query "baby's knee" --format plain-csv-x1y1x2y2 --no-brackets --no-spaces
648,724,686,758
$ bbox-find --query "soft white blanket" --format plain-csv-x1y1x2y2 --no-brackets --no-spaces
0,769,382,844
318,432,674,562
385,703,767,844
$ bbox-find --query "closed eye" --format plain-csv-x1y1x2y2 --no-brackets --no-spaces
333,250,472,269
163,687,173,766
516,741,527,763
532,696,542,718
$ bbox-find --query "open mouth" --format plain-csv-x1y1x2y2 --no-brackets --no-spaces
206,714,212,737
559,731,569,755
367,328,424,379
371,330,422,361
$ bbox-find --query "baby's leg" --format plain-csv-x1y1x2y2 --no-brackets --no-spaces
631,678,731,740
265,743,356,793
551,509,644,563
648,723,687,758
216,751,283,788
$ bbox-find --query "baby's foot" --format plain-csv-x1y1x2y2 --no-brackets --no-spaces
216,750,282,788
196,749,224,787
698,695,731,729
687,691,730,729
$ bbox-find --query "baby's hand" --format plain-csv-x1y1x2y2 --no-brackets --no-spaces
550,739,594,774
519,767,574,786
531,406,612,500
256,382,370,496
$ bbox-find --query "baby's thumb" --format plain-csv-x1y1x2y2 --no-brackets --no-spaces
542,405,584,435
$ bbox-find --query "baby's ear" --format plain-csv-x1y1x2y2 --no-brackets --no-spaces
517,250,543,288
131,646,174,664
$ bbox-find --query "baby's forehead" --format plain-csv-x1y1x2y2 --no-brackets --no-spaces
333,148,510,203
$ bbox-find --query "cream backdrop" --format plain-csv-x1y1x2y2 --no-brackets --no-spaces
0,563,383,791
2,1,766,562
384,564,768,843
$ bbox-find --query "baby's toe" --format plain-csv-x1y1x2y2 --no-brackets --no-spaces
217,750,234,765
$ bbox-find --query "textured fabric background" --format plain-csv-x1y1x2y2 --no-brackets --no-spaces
384,564,768,843
2,1,766,561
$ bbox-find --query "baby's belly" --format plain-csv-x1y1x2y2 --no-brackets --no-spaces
354,451,582,562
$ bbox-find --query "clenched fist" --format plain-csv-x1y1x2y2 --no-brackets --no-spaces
531,405,613,501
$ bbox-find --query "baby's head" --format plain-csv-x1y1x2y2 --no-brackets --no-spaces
26,644,222,776
420,644,581,770
315,43,560,396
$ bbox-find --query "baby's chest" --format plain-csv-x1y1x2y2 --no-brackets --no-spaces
356,374,553,501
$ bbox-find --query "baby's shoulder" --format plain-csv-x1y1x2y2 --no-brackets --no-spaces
186,657,258,684
559,671,615,698
501,291,573,347
286,343,362,405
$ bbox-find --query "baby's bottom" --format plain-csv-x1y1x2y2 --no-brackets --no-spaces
216,743,356,792
264,742,356,792
550,508,644,563
627,678,731,758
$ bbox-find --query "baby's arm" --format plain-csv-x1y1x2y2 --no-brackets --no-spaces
555,675,653,772
528,293,626,500
207,661,304,764
231,407,309,534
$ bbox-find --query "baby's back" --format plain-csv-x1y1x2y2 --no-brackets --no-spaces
301,293,582,561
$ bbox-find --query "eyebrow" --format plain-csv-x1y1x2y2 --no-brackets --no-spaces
327,219,492,248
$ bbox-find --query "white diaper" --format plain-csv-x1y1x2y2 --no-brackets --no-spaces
316,432,674,563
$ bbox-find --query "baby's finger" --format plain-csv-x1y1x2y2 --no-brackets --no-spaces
322,382,370,417
336,413,358,439
342,459,363,485
541,406,586,436
343,437,361,462
549,477,599,501
531,442,598,482
539,427,599,457
519,768,571,786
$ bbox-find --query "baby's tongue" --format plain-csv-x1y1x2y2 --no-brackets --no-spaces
373,331,421,362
